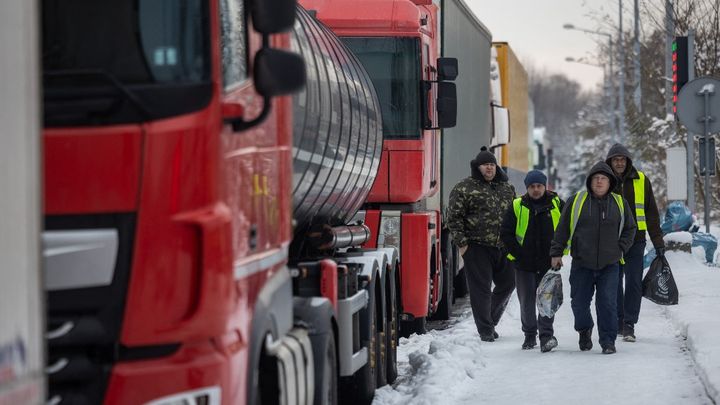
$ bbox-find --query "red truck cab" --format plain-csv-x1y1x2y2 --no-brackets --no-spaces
41,0,308,404
300,0,458,332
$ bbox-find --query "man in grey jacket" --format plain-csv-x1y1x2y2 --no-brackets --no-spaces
550,162,636,354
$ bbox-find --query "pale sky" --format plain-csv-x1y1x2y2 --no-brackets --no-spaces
464,0,623,92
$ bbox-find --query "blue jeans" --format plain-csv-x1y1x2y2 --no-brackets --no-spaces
617,241,646,325
569,261,620,346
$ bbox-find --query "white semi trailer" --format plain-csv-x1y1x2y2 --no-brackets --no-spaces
0,1,44,404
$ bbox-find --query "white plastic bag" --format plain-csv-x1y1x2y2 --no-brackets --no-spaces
536,270,563,318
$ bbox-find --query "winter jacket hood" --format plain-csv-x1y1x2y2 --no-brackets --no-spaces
550,172,637,270
447,166,516,248
605,143,634,168
585,161,618,194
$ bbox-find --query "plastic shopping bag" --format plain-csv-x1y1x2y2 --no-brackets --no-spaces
642,256,679,305
536,270,563,318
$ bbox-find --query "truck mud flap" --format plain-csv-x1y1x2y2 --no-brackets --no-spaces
336,289,370,377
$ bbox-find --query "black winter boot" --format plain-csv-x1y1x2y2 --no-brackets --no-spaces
540,336,558,353
522,335,537,350
602,344,617,354
622,323,636,342
578,328,593,351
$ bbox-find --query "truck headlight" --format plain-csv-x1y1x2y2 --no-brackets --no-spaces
378,213,401,252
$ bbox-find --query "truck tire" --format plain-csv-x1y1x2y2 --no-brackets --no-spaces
375,279,387,388
432,235,455,320
454,266,469,299
400,316,426,338
312,331,338,405
385,271,399,384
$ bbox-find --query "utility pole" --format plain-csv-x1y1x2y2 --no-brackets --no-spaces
609,39,617,141
687,29,696,212
665,0,674,118
618,0,626,143
633,0,641,111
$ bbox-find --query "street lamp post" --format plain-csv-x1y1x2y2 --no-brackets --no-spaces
618,0,625,143
563,24,617,142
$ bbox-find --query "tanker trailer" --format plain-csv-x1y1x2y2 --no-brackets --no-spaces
286,7,400,405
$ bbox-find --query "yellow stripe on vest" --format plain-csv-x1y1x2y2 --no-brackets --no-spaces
507,196,561,261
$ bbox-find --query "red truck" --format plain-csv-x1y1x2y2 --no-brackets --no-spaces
40,0,458,403
300,0,460,334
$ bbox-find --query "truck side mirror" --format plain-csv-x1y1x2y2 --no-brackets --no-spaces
252,0,297,34
491,103,510,146
254,48,306,97
437,58,458,81
437,82,457,128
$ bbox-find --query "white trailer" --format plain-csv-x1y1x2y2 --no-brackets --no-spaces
0,1,44,404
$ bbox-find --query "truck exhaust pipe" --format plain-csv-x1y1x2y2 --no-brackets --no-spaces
307,224,371,250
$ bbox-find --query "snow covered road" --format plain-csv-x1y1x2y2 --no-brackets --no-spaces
374,253,716,405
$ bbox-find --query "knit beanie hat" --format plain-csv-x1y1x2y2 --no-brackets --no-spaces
472,146,497,166
524,170,547,187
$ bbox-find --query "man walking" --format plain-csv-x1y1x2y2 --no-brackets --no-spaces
550,162,636,354
500,170,564,352
606,144,665,342
447,146,516,342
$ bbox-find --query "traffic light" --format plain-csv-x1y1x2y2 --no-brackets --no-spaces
673,36,689,114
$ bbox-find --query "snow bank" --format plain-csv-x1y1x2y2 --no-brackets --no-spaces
373,307,488,405
665,231,693,244
664,250,720,403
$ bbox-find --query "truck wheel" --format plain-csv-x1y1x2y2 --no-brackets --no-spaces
385,271,399,384
454,266,469,299
375,279,387,388
313,331,338,405
400,316,426,338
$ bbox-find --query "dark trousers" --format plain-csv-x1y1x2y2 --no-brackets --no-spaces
515,268,554,338
569,261,620,346
463,244,516,336
617,241,646,325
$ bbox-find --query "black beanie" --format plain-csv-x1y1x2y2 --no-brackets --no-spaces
524,170,547,187
472,146,497,166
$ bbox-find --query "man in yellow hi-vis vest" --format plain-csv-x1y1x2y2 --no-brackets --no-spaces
500,170,564,353
550,162,636,354
606,144,665,342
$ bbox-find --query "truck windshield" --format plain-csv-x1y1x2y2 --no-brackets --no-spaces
42,0,211,127
341,37,421,139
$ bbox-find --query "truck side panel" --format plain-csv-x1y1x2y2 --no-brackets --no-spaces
494,43,529,191
439,0,493,212
0,0,44,403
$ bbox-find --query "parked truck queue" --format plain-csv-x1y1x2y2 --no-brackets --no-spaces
0,0,533,404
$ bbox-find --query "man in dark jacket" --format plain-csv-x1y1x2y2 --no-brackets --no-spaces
447,146,516,342
606,143,665,342
501,170,564,352
550,162,637,354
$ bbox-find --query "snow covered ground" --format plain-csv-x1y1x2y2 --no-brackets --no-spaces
374,234,720,405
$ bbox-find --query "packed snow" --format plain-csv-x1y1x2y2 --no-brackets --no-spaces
374,232,720,405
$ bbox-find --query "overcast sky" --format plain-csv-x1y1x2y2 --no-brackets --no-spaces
464,0,625,92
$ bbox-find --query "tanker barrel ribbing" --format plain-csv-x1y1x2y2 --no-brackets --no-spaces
290,7,383,239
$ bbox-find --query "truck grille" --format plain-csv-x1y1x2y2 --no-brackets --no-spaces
44,213,135,405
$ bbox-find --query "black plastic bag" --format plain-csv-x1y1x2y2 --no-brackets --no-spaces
642,256,679,305
536,270,563,317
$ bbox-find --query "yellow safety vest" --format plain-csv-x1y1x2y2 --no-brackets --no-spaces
633,171,647,231
566,190,626,264
507,196,561,261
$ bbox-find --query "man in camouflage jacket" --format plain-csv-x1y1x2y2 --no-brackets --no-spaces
447,146,516,341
